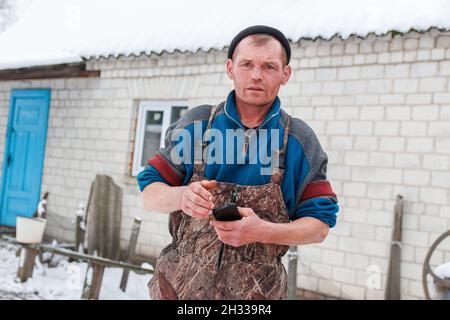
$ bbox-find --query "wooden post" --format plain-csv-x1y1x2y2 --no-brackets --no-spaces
89,263,105,300
385,194,404,300
17,247,39,282
81,260,105,300
287,246,298,300
120,218,142,292
81,262,93,299
75,203,86,253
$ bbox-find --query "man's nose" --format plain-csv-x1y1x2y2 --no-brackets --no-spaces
250,67,262,80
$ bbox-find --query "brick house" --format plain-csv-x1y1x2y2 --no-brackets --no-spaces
0,0,449,299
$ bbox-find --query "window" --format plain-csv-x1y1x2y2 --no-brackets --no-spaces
132,101,188,176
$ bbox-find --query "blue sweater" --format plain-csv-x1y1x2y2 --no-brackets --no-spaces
137,90,339,227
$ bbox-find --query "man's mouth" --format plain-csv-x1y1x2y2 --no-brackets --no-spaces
247,87,264,92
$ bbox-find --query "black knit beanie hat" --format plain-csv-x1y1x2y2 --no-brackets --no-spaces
227,25,291,64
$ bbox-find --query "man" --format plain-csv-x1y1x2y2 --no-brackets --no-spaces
137,25,339,300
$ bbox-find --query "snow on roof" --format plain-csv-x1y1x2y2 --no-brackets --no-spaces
1,0,450,70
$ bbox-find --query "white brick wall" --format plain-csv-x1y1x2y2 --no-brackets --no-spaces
0,28,449,300
293,29,450,300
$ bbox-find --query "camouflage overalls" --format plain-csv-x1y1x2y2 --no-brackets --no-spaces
148,104,292,300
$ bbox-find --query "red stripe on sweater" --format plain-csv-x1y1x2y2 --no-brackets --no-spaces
300,180,336,202
147,154,182,186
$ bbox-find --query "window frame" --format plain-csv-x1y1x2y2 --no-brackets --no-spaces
132,100,187,177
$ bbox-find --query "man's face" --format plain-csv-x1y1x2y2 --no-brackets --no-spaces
226,36,291,107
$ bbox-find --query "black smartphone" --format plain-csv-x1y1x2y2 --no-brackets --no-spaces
212,203,241,221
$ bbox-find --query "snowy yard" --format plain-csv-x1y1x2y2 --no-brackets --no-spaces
0,243,153,300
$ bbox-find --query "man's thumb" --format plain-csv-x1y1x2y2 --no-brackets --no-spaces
201,179,217,190
238,207,253,217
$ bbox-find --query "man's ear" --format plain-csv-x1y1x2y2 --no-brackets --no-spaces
226,59,234,80
281,64,292,85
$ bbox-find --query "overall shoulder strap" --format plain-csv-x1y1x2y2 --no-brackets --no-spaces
270,112,291,185
279,114,291,166
193,105,219,178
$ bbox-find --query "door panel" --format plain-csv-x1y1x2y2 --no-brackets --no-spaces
0,89,51,226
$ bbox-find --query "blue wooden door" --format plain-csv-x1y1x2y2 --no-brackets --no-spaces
0,89,51,226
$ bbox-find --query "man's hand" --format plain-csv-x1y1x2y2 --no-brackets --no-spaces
210,207,264,247
210,206,330,247
181,180,217,219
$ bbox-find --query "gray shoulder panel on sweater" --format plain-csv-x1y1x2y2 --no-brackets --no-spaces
280,109,329,205
176,101,226,129
289,116,326,165
176,104,212,129
280,109,326,164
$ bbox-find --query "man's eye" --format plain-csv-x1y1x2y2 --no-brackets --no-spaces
241,63,250,67
266,65,275,69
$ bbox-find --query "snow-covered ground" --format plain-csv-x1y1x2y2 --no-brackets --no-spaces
0,244,153,300
432,261,450,300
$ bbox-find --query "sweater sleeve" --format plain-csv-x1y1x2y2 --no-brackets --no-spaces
292,156,339,227
136,119,187,190
290,120,339,227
